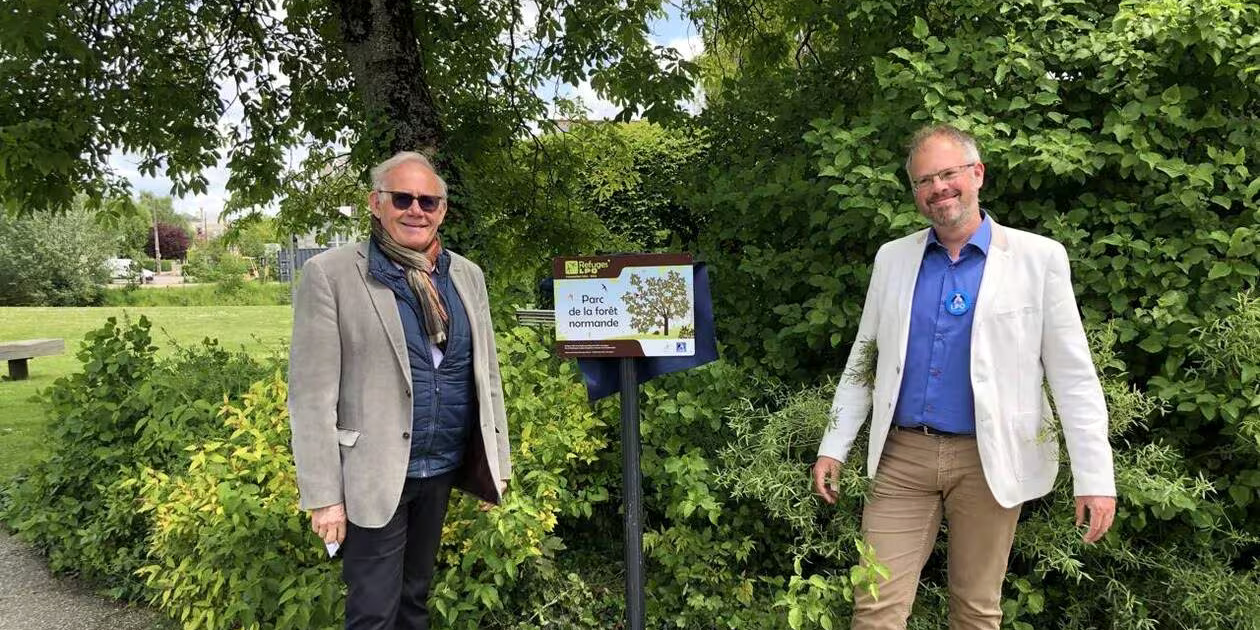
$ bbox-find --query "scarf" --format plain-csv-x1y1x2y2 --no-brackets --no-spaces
370,218,449,348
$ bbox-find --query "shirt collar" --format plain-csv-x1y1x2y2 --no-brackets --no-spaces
926,211,992,256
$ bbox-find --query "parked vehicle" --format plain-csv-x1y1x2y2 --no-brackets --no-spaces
105,258,134,280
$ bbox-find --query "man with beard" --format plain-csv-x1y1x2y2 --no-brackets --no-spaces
811,124,1116,629
289,151,511,629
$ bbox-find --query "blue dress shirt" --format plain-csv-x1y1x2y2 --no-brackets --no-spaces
893,214,992,434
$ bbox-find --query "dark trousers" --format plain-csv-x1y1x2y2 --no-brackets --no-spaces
342,471,456,630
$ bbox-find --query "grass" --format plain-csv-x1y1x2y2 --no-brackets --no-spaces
0,306,293,480
102,282,291,307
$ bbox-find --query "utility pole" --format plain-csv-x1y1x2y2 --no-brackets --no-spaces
288,233,299,305
152,205,162,273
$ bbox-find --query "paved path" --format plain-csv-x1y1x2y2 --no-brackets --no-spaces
0,530,169,630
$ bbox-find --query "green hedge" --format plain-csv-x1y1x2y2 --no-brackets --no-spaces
6,310,1258,628
103,282,290,307
136,258,175,272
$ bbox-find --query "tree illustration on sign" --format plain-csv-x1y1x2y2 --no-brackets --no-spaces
622,270,690,336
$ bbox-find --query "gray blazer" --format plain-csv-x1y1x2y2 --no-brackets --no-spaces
288,242,511,528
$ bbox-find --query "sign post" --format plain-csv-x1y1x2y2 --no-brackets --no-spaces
554,254,696,630
618,357,644,630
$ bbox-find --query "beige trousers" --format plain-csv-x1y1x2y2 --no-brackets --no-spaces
851,428,1022,630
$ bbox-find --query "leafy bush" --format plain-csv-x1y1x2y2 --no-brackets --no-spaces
135,258,175,272
719,323,1260,629
0,206,113,305
121,323,619,629
137,373,342,629
183,242,253,288
541,122,707,251
7,307,1260,627
676,0,1260,622
0,316,279,598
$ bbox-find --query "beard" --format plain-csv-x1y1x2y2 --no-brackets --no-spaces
920,190,976,228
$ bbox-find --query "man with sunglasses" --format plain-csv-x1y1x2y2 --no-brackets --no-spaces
812,124,1115,629
289,151,511,630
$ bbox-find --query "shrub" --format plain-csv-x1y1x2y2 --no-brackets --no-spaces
135,258,175,272
718,323,1260,629
11,308,1260,628
0,316,279,598
0,206,113,305
137,373,342,629
184,243,253,287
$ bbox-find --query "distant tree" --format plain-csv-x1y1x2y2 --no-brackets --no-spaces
112,193,194,257
622,270,690,335
146,222,192,261
225,218,277,259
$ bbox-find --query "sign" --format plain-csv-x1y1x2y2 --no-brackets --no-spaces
554,254,695,358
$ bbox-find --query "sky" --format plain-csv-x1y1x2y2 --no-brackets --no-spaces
111,4,703,221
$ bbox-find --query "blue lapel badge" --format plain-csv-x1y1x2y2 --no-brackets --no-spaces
945,290,972,316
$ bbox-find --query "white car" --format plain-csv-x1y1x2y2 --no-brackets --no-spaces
105,258,134,280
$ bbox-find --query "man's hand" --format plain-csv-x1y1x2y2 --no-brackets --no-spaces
311,503,347,545
1075,495,1116,543
479,479,510,512
812,456,843,505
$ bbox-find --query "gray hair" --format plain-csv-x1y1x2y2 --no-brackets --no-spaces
370,151,448,196
904,124,982,174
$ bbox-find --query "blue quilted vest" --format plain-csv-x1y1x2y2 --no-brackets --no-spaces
368,239,477,478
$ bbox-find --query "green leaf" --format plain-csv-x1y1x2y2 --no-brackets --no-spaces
1230,484,1252,506
1137,335,1164,353
1208,262,1232,280
912,17,929,39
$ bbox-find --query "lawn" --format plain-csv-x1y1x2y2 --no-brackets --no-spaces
0,306,293,480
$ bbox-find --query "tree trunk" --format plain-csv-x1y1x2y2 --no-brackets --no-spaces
334,0,445,161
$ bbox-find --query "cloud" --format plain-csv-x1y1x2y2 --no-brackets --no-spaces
571,80,623,120
662,34,704,61
107,152,228,219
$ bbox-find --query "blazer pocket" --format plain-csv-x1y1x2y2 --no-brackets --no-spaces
336,428,361,447
1010,411,1054,480
987,304,1037,321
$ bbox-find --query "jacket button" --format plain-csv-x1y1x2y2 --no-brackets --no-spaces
406,390,412,398
402,432,411,439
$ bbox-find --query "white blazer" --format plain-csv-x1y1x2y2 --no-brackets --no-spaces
818,220,1115,507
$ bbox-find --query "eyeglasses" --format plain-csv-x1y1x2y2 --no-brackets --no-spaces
909,163,977,191
378,190,445,212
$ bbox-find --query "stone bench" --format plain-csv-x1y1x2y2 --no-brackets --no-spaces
0,339,65,381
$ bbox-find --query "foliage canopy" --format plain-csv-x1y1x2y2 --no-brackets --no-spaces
0,0,695,235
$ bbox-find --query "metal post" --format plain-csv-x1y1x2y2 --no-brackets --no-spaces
288,234,299,305
619,357,645,630
152,206,162,272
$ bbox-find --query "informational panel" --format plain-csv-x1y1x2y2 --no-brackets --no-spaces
554,254,695,358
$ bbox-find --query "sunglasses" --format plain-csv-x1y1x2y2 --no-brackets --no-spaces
379,190,445,212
